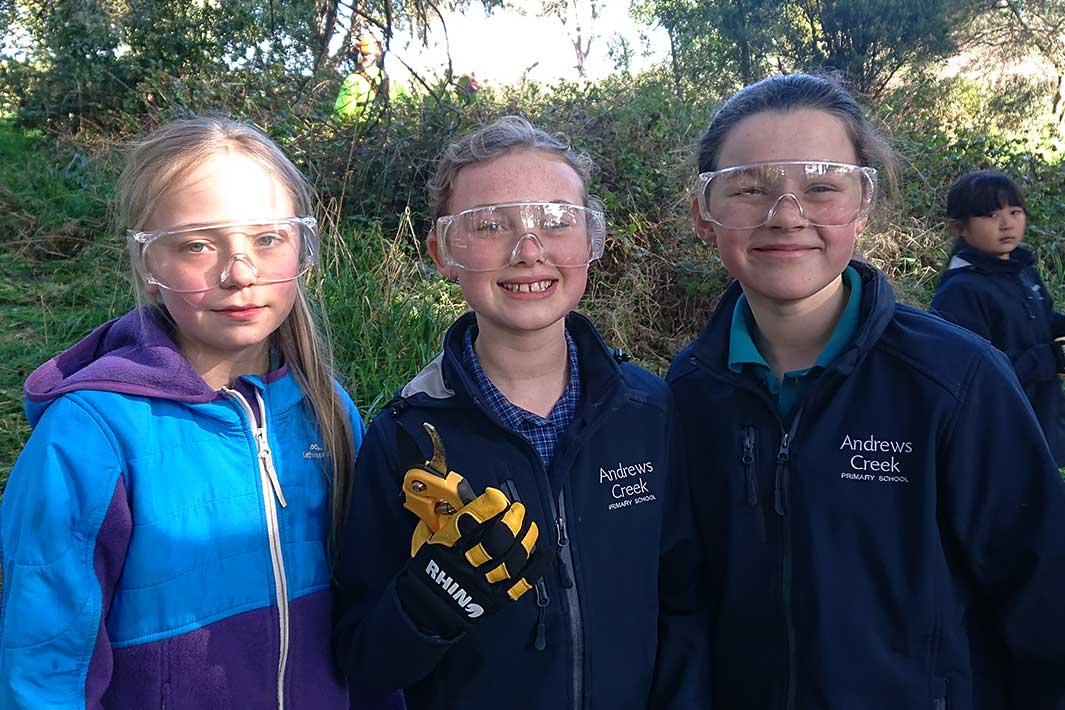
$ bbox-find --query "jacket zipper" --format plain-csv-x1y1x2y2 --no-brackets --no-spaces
743,426,758,506
933,676,948,710
473,395,594,710
223,387,290,710
534,579,550,651
775,408,804,710
550,489,583,710
500,478,551,652
689,345,848,710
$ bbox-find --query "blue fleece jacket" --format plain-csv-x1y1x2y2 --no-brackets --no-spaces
668,261,1065,710
333,311,710,710
932,243,1065,465
0,307,401,710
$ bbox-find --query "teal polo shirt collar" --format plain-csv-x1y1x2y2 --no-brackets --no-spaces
727,266,862,414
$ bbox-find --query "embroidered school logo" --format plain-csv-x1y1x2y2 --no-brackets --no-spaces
838,434,913,484
303,442,326,459
599,459,658,510
424,559,484,618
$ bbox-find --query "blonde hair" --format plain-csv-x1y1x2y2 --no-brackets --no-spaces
428,115,595,221
119,116,356,559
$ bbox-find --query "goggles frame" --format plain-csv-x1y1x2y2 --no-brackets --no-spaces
696,160,878,229
435,200,607,272
128,216,318,293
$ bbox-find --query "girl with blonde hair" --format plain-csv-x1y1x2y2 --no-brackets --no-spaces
0,117,400,709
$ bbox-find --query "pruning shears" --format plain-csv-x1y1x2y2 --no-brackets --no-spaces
397,422,476,547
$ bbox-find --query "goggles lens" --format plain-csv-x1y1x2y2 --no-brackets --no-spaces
436,201,606,272
130,217,318,293
697,161,877,229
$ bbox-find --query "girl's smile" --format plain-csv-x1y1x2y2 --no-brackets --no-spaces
498,276,558,296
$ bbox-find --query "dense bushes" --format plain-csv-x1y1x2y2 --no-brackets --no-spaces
0,61,1062,466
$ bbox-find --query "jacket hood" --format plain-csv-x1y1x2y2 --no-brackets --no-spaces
24,306,217,423
941,242,1035,280
683,260,897,380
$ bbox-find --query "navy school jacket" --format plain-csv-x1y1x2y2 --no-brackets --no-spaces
333,311,710,710
932,243,1065,465
668,261,1065,710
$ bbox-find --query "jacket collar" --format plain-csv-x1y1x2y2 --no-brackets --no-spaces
945,242,1034,275
688,260,896,381
402,311,627,412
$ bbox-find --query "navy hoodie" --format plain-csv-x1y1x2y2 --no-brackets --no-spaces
932,243,1065,465
333,311,710,710
667,261,1065,710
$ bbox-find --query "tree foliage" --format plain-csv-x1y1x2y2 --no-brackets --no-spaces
631,0,779,97
0,0,502,131
953,0,1065,127
632,0,976,97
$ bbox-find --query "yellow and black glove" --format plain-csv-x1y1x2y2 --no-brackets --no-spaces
396,487,546,638
1054,337,1065,375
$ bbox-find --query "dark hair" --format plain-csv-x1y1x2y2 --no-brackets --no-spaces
696,74,897,195
946,170,1027,221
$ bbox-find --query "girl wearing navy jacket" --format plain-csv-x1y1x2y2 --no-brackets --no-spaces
668,74,1065,709
931,170,1065,465
333,116,708,710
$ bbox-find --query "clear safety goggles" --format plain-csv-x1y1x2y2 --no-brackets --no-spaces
128,216,318,293
435,201,607,272
696,161,878,229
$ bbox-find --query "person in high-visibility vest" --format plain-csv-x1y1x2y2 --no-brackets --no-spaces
335,36,405,122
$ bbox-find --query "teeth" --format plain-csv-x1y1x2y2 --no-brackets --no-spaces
502,280,553,293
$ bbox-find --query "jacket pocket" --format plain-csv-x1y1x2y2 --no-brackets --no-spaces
498,477,523,505
933,676,948,710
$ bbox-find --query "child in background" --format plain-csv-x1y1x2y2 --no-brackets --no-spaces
931,170,1065,465
333,116,707,710
0,117,399,709
668,74,1065,709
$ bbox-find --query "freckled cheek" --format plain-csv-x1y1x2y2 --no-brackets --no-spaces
456,273,495,302
560,266,588,291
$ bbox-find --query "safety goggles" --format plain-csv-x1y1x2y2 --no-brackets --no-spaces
435,201,607,272
696,161,878,229
128,217,318,293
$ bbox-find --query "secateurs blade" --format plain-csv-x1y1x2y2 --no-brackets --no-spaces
398,422,476,534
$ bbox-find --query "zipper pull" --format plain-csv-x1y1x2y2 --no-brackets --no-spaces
774,432,791,516
555,514,573,588
257,430,288,508
533,579,549,651
743,427,758,506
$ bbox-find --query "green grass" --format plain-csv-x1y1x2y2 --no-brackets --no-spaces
0,117,124,486
0,245,133,484
315,211,467,415
0,121,111,259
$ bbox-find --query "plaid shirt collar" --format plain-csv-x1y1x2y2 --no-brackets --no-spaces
461,325,581,467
